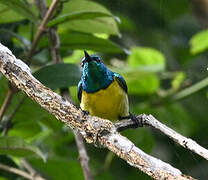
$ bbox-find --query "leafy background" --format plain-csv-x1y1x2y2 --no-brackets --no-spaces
0,0,208,179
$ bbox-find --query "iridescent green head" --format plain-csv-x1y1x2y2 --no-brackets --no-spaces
81,51,114,93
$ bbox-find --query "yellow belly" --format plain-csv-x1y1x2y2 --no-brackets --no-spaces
80,80,129,121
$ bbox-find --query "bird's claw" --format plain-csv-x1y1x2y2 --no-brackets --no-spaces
129,113,143,128
81,110,90,116
119,113,143,128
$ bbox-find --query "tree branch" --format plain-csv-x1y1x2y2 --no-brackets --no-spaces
73,128,93,180
0,43,197,179
191,0,208,27
0,88,14,121
48,23,94,180
27,0,60,61
20,159,46,180
48,28,93,180
172,77,208,100
2,95,26,135
0,163,43,180
0,81,18,121
115,114,208,161
50,33,93,179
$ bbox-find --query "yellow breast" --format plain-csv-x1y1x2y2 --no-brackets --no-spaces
80,80,129,121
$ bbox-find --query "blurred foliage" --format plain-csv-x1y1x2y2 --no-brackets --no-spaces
34,63,81,89
0,136,45,161
190,29,208,55
0,0,208,179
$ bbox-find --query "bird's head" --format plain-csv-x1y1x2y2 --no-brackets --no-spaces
80,51,114,92
81,50,104,71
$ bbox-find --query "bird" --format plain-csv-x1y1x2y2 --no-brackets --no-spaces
77,51,140,125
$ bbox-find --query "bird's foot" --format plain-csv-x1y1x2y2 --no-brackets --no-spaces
119,113,143,128
129,113,143,128
81,110,89,116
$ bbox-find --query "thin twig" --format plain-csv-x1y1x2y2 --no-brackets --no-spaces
21,159,46,180
192,0,208,27
103,151,115,171
0,43,197,180
74,130,93,180
115,114,208,161
94,152,115,176
35,0,48,19
173,77,208,100
62,90,93,180
27,0,60,62
2,95,26,136
0,163,39,180
21,159,37,176
0,89,14,121
48,27,62,63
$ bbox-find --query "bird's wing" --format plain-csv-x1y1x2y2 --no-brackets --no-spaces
77,81,83,102
114,73,128,93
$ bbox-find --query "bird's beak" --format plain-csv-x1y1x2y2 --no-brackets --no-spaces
84,50,92,62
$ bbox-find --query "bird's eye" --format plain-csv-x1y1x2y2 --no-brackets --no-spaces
95,57,101,62
81,61,84,67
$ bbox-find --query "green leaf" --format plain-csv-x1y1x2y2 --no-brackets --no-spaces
0,156,18,179
69,86,79,104
0,177,7,180
127,47,166,72
0,29,30,48
190,29,208,55
123,128,154,153
59,32,124,53
118,15,138,33
154,103,197,136
173,77,208,100
33,63,81,90
17,23,33,42
9,96,63,132
0,4,24,23
63,50,90,64
171,72,185,91
0,136,45,161
124,72,159,94
58,0,119,35
48,11,114,27
8,122,42,140
46,0,52,5
62,0,113,16
28,158,83,180
113,63,160,95
0,0,37,23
